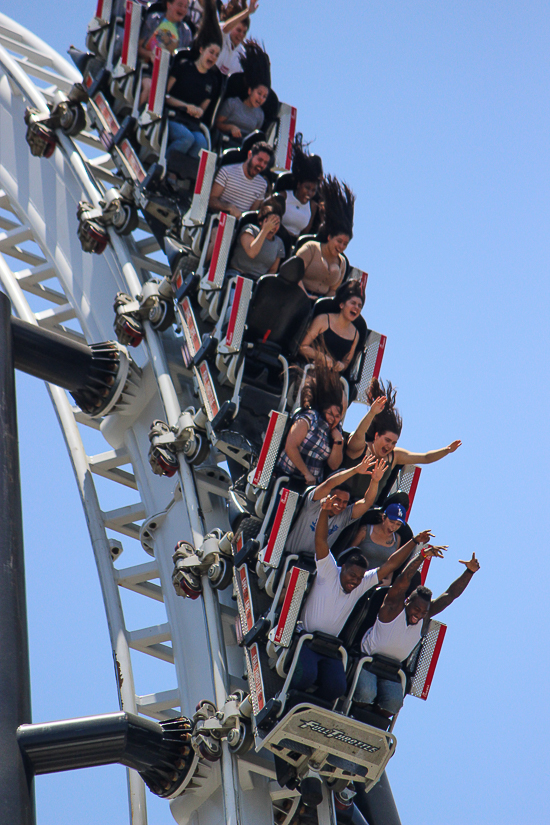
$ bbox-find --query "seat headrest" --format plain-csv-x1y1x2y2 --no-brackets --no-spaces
277,256,304,284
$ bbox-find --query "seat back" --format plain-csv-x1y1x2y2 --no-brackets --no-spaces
339,586,388,651
244,259,312,357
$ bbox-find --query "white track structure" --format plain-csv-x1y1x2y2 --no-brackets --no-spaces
0,12,310,825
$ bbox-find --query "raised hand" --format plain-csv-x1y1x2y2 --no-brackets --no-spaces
414,529,434,545
248,0,259,13
423,544,447,559
459,552,480,572
320,494,338,511
447,440,462,453
356,454,377,475
370,395,387,415
371,458,388,483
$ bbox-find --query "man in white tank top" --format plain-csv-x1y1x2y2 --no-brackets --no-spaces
354,542,480,715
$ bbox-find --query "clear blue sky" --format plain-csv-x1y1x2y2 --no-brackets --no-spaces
5,1,550,823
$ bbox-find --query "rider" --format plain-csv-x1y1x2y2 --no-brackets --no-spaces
289,501,434,703
283,454,387,557
354,547,480,715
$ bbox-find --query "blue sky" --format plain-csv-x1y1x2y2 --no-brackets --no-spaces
4,1,550,823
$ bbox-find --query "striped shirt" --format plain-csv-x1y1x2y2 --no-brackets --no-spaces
213,163,267,215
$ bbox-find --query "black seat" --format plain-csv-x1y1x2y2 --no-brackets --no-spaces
243,257,312,358
273,171,294,193
218,129,268,168
339,586,388,653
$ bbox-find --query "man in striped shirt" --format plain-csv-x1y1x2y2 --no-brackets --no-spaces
209,141,273,218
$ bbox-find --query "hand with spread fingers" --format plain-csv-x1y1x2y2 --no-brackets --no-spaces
459,552,480,573
371,458,388,483
423,545,447,559
369,394,387,415
320,494,338,512
414,529,435,545
356,453,377,475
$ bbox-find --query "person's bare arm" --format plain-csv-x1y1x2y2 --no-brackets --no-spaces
209,180,242,218
327,425,344,471
393,440,462,466
377,529,438,582
346,395,387,458
215,113,242,139
429,554,480,618
378,543,446,622
312,453,377,502
220,0,258,33
138,37,154,64
314,500,333,561
299,315,329,363
267,256,281,274
240,216,279,259
283,418,316,485
350,459,387,519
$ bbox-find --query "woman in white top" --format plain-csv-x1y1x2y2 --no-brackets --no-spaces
277,140,323,256
217,0,258,76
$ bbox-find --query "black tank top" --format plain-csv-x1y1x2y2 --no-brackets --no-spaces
322,315,358,363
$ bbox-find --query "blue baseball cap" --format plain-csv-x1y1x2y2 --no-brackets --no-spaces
384,503,407,524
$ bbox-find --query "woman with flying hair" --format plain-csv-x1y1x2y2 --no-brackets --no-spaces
215,40,271,143
340,377,462,504
277,363,346,486
217,0,259,76
296,175,355,299
276,138,323,256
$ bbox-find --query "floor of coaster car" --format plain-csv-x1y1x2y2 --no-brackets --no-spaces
255,704,396,792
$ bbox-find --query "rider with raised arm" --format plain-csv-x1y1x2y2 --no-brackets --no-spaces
289,502,435,703
354,547,480,715
341,377,461,504
283,454,387,557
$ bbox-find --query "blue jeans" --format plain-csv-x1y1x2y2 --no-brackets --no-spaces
354,669,404,714
167,120,208,160
290,646,347,703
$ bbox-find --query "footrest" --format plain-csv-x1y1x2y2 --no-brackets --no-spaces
256,703,396,791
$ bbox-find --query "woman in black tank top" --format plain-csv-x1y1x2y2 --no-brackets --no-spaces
299,280,363,372
344,377,462,505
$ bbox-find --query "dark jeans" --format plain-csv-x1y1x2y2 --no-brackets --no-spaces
290,645,347,703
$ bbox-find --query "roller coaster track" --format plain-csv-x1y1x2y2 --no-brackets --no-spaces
0,11,418,825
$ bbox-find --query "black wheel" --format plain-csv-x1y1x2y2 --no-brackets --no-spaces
198,738,221,762
185,432,210,466
60,103,86,137
149,298,175,332
113,202,140,236
227,721,253,755
207,557,233,591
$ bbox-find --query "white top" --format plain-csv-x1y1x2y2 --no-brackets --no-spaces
282,190,312,237
361,608,422,662
217,32,245,76
214,163,267,214
301,553,379,637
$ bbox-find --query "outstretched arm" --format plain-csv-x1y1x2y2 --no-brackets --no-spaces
350,459,387,519
378,542,445,622
314,501,333,561
377,529,441,582
394,440,461,466
312,453,376,501
220,0,258,34
346,395,387,459
429,553,480,617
